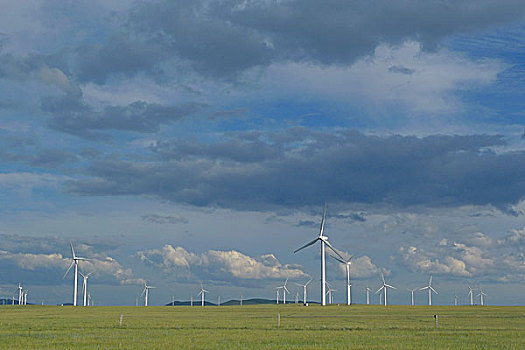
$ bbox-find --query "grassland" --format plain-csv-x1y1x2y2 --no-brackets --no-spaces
0,304,524,349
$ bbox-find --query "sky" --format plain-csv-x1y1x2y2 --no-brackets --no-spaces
1,0,525,306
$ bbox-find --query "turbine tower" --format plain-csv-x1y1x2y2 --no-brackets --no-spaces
141,283,155,306
79,271,93,307
375,273,395,306
407,288,417,306
63,243,87,306
420,276,438,306
294,279,312,305
366,286,371,305
197,283,209,306
332,254,354,305
478,288,487,306
294,203,345,306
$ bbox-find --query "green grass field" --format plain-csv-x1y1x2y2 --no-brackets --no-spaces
1,305,524,349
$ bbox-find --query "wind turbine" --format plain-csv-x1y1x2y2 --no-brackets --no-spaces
366,287,371,305
420,276,438,306
467,286,476,306
295,292,299,304
23,289,28,305
294,203,345,306
17,283,23,305
141,283,155,306
332,254,354,305
326,282,336,304
197,283,209,306
79,271,93,307
478,288,487,306
63,243,87,306
407,288,417,306
376,273,395,306
294,278,312,305
276,278,289,304
275,288,280,304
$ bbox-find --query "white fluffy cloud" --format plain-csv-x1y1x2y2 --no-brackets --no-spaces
0,249,144,285
336,255,388,278
262,41,503,114
137,244,307,281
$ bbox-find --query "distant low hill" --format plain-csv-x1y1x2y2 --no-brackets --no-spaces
165,298,317,306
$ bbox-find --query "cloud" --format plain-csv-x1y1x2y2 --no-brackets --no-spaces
41,95,205,139
400,246,472,277
336,255,387,279
62,0,525,82
64,129,525,212
0,249,144,285
141,213,188,225
137,244,307,282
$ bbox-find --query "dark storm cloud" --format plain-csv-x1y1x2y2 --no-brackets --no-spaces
63,129,525,212
64,0,525,82
41,95,205,139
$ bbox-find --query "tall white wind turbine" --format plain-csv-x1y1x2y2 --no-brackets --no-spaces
63,243,87,306
79,272,93,307
276,278,289,304
332,254,354,305
294,204,345,306
294,278,312,305
141,283,155,306
420,276,438,306
376,273,395,306
467,285,476,306
17,283,23,305
366,286,371,305
198,283,209,306
478,288,487,306
407,288,417,306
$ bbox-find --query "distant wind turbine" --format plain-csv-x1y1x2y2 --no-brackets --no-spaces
294,279,312,305
17,283,23,305
79,271,93,307
420,276,438,306
478,288,487,306
407,288,417,306
276,278,289,304
376,273,395,306
198,283,209,306
467,286,476,306
63,243,87,307
141,283,155,306
332,254,354,305
326,282,336,304
294,203,345,306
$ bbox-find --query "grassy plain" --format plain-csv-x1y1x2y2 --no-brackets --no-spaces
0,304,524,349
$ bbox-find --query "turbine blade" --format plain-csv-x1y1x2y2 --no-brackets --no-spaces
294,238,318,253
420,286,429,291
330,254,346,264
375,286,384,294
70,242,76,259
305,278,312,286
140,288,146,297
430,286,438,294
385,284,396,289
62,261,75,279
381,273,385,284
319,203,327,237
324,240,345,261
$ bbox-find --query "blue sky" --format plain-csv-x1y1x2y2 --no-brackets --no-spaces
1,0,525,306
